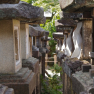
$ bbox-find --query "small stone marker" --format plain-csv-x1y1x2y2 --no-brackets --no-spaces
89,88,94,94
89,69,94,78
82,64,91,72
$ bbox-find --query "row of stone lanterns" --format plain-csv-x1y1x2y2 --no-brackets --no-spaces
0,1,50,94
54,0,94,94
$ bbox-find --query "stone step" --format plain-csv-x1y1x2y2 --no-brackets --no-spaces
0,85,8,94
5,88,14,94
26,72,36,94
15,68,29,78
0,68,29,80
4,72,36,94
23,57,39,64
0,70,36,94
4,70,33,83
22,70,32,82
0,68,32,83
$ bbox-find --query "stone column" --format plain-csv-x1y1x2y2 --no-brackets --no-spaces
29,37,32,57
20,23,30,59
82,20,92,60
36,37,41,48
92,18,94,64
42,53,45,78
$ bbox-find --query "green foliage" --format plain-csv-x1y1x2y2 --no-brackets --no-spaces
21,0,32,4
50,64,62,73
41,64,63,94
33,0,60,14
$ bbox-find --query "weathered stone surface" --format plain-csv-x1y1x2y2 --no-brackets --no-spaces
22,57,40,74
0,0,20,4
72,71,94,94
82,20,92,59
89,69,94,78
29,25,44,37
0,84,14,94
0,1,45,23
59,0,74,10
5,88,14,94
82,64,91,72
41,36,51,41
32,46,39,58
53,32,64,39
36,37,42,48
90,52,94,58
61,12,83,19
41,37,49,41
57,52,66,62
38,52,42,63
80,91,88,94
63,58,83,77
22,57,40,94
39,47,47,53
89,88,94,94
0,68,36,94
55,18,76,27
0,68,31,82
44,31,49,37
32,51,39,58
41,53,45,78
59,0,94,12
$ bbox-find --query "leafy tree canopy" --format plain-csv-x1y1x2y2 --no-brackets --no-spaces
33,0,60,15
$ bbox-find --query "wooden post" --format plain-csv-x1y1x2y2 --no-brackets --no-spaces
45,53,48,68
58,62,60,66
54,53,57,65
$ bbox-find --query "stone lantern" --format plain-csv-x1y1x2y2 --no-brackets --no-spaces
58,0,94,94
53,32,64,65
55,18,76,56
41,31,50,68
29,25,46,78
0,1,45,94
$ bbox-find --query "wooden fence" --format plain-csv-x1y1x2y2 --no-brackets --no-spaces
45,53,57,67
